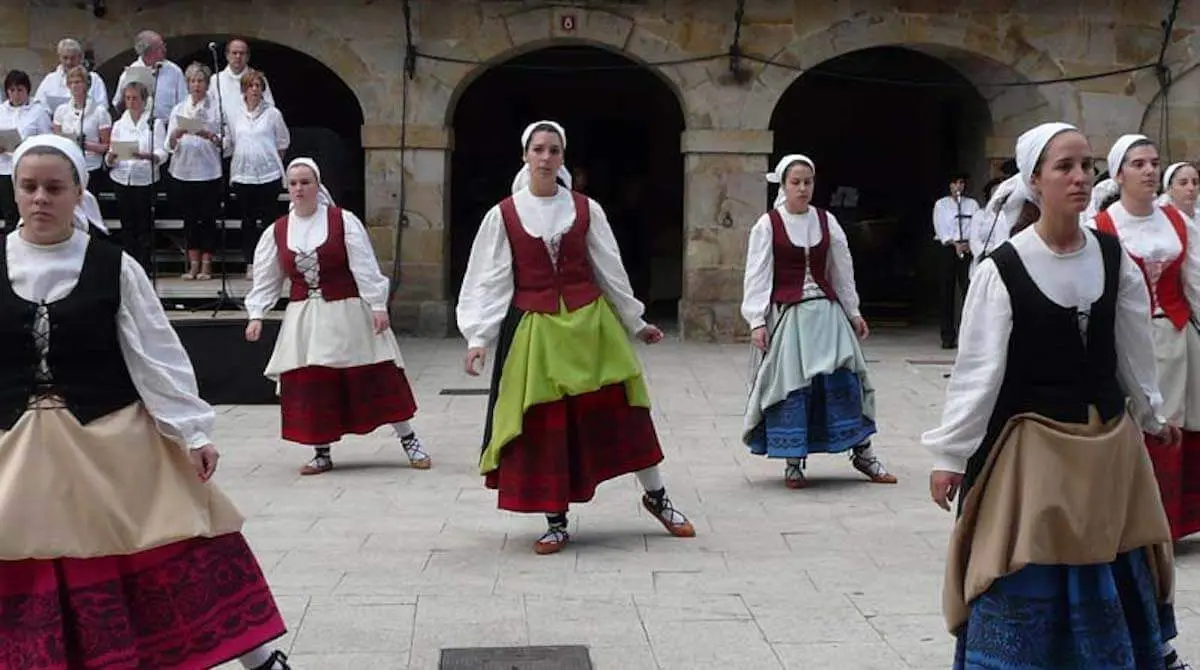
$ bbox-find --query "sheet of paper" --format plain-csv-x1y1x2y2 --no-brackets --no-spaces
110,140,139,161
175,115,206,133
43,95,69,112
0,129,21,153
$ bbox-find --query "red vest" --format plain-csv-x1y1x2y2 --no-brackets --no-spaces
769,207,838,305
1094,205,1191,330
500,192,603,314
273,206,361,303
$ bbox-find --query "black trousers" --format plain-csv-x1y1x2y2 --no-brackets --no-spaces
234,180,282,265
174,178,222,253
0,175,17,229
113,181,156,274
939,243,972,345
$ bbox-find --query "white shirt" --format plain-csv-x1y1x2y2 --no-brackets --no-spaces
227,103,289,185
166,95,222,182
243,205,388,319
741,206,862,329
921,226,1165,473
209,66,275,136
932,195,980,243
4,229,214,449
0,101,52,175
1085,202,1200,319
968,206,1014,275
52,99,113,173
34,67,109,114
107,110,167,187
112,58,187,122
456,187,647,349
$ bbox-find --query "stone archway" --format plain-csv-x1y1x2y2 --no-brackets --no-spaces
446,43,687,325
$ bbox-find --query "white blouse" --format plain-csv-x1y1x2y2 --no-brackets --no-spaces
243,205,389,319
227,103,289,185
52,100,113,173
921,226,1165,474
456,187,647,349
741,206,862,329
209,67,275,138
0,101,52,176
166,96,222,182
932,195,980,243
4,229,214,449
1085,202,1200,318
34,67,110,114
107,111,167,187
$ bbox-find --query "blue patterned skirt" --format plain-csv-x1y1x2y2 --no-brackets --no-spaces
953,549,1175,669
747,368,876,459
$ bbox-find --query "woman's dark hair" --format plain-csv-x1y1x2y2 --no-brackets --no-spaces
3,70,30,94
523,123,563,151
1010,201,1041,235
1098,191,1122,212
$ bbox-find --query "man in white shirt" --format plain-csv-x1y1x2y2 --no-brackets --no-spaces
111,30,187,123
33,38,110,115
931,173,979,349
209,38,275,130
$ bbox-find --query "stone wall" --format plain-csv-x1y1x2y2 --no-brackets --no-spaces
2,0,1197,341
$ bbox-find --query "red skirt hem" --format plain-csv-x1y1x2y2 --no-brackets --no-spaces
0,533,286,670
484,383,665,513
280,361,417,445
1145,429,1200,541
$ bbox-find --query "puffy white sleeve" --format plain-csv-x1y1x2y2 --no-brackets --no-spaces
585,198,647,336
244,223,286,319
116,254,215,450
741,214,773,330
165,104,182,153
1114,248,1168,433
271,108,290,152
342,209,390,311
151,118,168,165
1181,215,1200,320
921,259,1012,473
825,211,861,319
90,73,109,108
456,206,514,349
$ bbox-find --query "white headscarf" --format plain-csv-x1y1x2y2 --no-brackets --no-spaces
286,157,335,210
11,133,106,233
765,154,815,209
1010,122,1078,214
1085,133,1151,219
1158,161,1192,207
511,120,572,194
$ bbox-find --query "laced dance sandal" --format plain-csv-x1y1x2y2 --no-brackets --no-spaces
642,491,696,538
400,433,432,469
251,651,291,670
851,452,898,484
784,460,807,489
534,522,570,555
1166,651,1193,670
299,453,333,476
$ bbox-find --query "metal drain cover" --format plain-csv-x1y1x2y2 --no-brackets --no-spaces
439,646,592,669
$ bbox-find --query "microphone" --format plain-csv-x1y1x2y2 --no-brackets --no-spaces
208,42,218,51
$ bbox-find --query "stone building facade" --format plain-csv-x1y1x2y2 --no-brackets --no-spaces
3,0,1198,341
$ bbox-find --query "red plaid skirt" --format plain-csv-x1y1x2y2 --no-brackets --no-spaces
484,383,664,513
1145,429,1200,540
280,362,417,445
0,533,285,670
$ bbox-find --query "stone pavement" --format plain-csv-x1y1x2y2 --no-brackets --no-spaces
213,328,1200,670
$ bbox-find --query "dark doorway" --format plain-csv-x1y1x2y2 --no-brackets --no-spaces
449,45,685,324
770,47,990,323
94,35,365,276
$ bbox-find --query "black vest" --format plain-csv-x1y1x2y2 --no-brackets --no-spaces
0,235,140,429
961,229,1127,500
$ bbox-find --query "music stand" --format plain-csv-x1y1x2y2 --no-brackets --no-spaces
190,42,242,317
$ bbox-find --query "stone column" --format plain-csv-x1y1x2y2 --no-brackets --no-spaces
361,123,452,336
679,129,773,343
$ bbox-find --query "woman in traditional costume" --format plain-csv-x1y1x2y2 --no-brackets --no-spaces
244,157,430,475
923,122,1187,670
0,135,290,670
456,120,694,555
740,154,896,489
1086,136,1200,542
1159,161,1198,224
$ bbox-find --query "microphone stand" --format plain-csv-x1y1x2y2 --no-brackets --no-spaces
193,42,241,316
146,62,161,293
